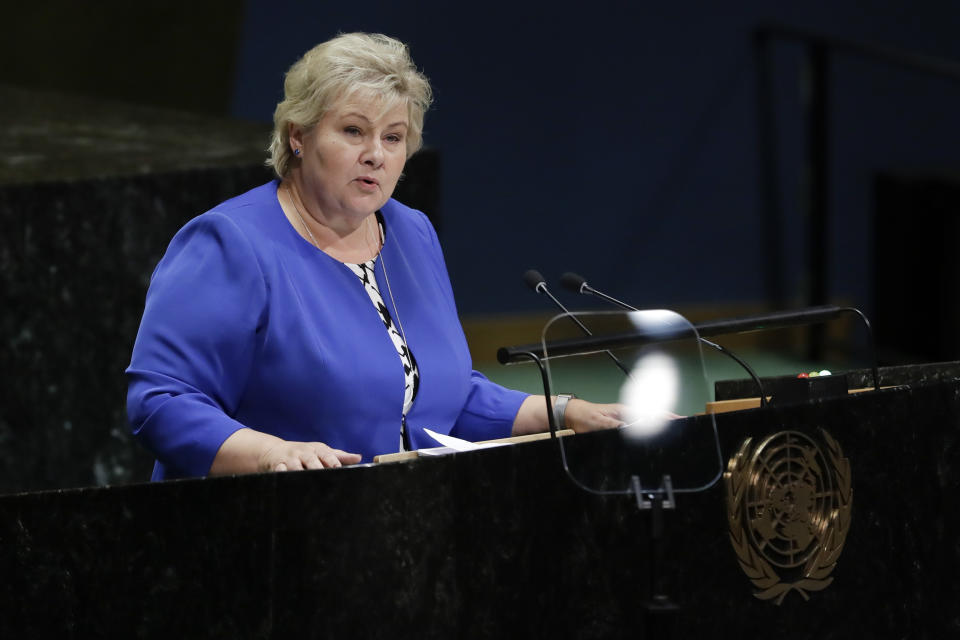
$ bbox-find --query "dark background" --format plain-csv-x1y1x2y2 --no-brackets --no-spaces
6,0,959,315
2,0,959,492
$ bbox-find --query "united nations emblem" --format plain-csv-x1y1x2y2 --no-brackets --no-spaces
724,429,852,605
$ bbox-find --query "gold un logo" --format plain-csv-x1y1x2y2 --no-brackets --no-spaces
724,429,852,605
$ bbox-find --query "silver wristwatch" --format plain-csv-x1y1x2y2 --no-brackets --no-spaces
553,393,577,428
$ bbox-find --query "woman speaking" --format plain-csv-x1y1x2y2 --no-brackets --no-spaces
126,33,622,480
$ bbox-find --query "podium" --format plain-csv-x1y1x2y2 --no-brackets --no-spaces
1,360,959,637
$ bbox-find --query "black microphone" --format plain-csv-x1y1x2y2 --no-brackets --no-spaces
560,272,768,407
523,269,631,377
523,269,549,294
560,272,636,309
559,272,588,294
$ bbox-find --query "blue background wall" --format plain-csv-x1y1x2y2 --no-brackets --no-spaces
230,0,960,316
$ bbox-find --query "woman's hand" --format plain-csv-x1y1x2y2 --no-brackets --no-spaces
563,399,625,433
210,428,361,475
258,440,362,472
511,395,625,436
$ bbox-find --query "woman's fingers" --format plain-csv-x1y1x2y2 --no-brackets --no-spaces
593,413,625,429
279,455,304,470
302,451,325,470
261,441,361,472
317,447,344,468
334,450,363,465
566,400,632,433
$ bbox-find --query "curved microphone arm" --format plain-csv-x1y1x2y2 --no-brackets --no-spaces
560,272,768,408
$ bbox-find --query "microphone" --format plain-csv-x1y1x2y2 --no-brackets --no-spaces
560,272,768,407
523,269,549,294
558,272,587,294
523,269,631,377
560,272,636,310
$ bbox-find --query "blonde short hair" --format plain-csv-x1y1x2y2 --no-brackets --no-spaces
267,33,433,178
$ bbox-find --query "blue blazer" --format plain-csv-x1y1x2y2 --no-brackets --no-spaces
126,181,527,480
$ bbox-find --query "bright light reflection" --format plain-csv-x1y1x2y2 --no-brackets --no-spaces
619,352,679,438
627,309,685,338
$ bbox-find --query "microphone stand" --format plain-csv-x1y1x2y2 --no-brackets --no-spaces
524,270,683,633
560,273,769,408
636,477,679,637
523,270,631,377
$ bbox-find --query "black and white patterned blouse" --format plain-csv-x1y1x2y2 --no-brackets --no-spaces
345,256,420,450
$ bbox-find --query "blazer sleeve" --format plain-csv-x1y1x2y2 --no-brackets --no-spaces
450,371,528,442
125,212,268,478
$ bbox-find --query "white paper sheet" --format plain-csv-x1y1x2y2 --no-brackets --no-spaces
421,428,508,454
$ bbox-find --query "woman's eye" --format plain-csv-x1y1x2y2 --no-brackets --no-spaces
385,133,403,144
344,126,361,136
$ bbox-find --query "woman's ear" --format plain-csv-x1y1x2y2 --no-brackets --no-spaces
288,122,304,155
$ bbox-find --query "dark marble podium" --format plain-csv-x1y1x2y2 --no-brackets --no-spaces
0,84,275,493
1,366,958,638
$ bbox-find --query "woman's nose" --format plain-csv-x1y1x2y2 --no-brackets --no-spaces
361,138,384,167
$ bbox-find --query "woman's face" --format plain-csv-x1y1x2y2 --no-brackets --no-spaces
291,95,408,223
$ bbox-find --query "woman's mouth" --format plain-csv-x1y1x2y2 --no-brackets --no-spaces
356,177,379,192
